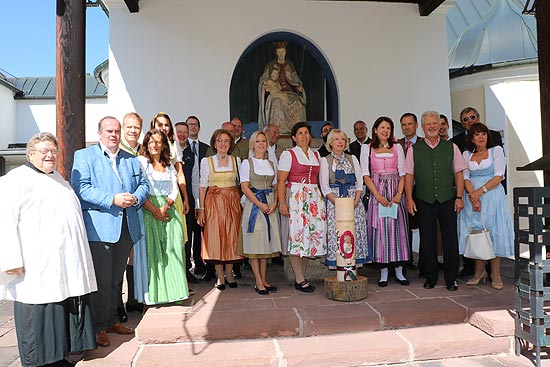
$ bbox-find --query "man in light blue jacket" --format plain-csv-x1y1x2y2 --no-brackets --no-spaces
71,116,149,348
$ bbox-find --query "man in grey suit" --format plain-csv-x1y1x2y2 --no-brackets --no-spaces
398,113,424,272
71,116,149,347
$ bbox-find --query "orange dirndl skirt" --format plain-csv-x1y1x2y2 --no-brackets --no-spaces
202,186,244,263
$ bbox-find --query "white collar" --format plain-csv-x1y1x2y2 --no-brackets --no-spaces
99,142,119,158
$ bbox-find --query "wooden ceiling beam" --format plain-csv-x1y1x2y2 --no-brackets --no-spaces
318,0,444,16
418,0,445,16
124,0,139,13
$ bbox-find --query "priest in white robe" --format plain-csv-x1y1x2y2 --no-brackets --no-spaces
0,132,97,367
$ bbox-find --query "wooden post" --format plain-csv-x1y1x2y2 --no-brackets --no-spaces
56,0,86,180
537,2,550,186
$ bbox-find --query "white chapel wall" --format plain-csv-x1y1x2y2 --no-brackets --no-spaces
0,84,17,149
14,98,108,144
106,0,452,141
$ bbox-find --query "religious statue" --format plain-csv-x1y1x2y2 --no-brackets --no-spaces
258,41,307,134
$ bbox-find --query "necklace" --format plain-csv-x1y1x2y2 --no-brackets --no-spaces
216,154,228,160
380,142,389,148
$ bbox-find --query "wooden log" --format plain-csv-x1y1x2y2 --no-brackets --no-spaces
324,276,368,302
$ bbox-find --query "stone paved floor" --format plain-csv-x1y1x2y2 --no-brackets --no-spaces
2,258,549,366
0,300,18,367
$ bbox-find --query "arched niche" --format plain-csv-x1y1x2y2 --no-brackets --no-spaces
230,31,338,137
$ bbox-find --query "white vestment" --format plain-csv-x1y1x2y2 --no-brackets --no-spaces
0,165,97,304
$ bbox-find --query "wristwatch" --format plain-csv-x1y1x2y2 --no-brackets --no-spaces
482,185,488,193
456,196,464,200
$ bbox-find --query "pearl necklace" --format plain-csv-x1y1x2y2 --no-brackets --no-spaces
380,143,389,148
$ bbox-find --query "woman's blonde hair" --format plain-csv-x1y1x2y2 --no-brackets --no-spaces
326,129,349,153
248,130,268,159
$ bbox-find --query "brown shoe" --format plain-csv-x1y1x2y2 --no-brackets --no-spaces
106,322,134,335
95,331,110,347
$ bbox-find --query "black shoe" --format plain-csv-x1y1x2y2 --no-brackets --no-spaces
294,280,315,292
265,285,278,292
254,286,269,295
423,280,435,289
126,302,144,313
232,268,242,279
446,281,458,291
49,359,77,367
304,279,316,290
117,307,128,323
186,272,200,284
202,271,215,281
378,280,388,287
215,282,226,290
225,279,238,288
193,266,206,276
395,278,410,286
242,260,251,270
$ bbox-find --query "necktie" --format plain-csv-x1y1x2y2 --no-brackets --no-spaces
406,140,411,154
192,141,198,156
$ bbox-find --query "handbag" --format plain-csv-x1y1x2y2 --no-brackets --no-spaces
464,217,495,260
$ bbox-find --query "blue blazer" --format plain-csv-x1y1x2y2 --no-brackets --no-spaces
71,144,149,243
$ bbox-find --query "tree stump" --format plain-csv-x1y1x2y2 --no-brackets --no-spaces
324,276,368,302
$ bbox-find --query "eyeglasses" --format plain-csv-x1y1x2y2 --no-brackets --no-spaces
462,115,477,123
216,139,231,144
187,122,199,126
34,148,58,155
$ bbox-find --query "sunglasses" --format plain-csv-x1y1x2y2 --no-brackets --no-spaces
462,115,477,123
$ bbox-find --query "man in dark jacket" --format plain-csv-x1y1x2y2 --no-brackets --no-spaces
347,120,371,160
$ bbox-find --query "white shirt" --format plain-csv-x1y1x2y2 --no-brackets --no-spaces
172,141,183,163
0,165,97,304
267,144,278,165
239,157,278,184
463,146,506,180
278,146,321,172
99,142,122,183
137,156,179,201
319,154,363,196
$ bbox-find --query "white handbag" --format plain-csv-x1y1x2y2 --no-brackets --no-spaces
464,224,496,260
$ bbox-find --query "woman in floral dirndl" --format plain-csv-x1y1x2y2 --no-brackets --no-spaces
361,117,409,287
319,129,369,270
278,121,326,292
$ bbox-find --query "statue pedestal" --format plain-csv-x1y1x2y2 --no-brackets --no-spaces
324,276,369,302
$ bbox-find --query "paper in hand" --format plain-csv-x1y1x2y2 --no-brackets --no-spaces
378,203,398,219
